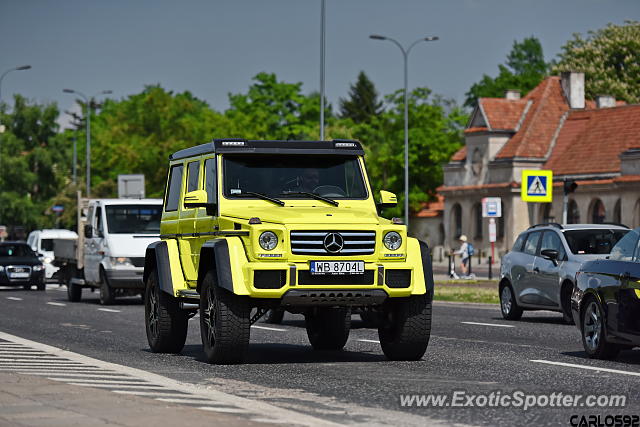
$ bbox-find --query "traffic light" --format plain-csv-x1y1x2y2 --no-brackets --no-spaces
563,180,578,195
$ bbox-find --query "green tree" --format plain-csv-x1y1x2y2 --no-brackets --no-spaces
339,71,383,123
354,88,467,216
553,20,640,104
464,37,548,108
225,72,331,140
0,95,70,230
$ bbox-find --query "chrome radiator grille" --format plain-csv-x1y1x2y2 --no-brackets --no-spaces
290,231,376,256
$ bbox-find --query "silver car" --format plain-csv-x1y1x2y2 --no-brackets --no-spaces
499,223,629,323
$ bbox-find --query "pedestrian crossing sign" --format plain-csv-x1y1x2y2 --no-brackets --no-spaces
521,170,553,202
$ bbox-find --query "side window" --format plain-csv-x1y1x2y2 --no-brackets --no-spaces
540,231,566,260
512,233,526,252
610,230,640,262
187,161,200,193
165,164,184,212
205,157,217,204
95,207,103,234
523,231,541,256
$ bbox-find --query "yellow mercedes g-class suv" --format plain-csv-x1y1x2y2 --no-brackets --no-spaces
143,139,434,364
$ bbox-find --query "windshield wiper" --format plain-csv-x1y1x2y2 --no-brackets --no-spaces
233,191,285,206
280,191,339,207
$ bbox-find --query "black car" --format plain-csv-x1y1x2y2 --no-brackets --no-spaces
572,228,640,359
0,241,46,290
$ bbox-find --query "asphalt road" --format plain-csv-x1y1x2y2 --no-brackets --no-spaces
1,284,639,426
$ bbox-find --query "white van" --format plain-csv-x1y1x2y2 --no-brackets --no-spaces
27,229,78,281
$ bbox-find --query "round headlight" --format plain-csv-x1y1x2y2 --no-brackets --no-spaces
259,231,278,251
383,231,402,251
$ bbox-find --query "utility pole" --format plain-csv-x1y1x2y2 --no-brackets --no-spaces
319,0,326,140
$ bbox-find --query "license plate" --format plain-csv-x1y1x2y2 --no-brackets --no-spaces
310,261,364,275
10,272,29,279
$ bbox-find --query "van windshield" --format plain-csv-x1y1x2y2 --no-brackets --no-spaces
563,229,629,255
222,155,368,200
105,205,162,234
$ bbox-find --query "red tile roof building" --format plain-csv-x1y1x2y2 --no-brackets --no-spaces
437,72,640,254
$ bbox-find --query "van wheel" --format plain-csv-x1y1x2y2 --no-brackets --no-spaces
581,297,620,360
99,270,115,305
67,278,82,302
305,308,351,350
200,271,251,364
500,282,523,320
378,295,431,361
145,269,188,353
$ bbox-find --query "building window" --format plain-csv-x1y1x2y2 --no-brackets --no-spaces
613,199,621,224
471,148,483,177
473,203,483,239
498,205,506,239
567,199,580,224
634,199,640,228
591,199,606,224
451,204,462,239
438,223,445,246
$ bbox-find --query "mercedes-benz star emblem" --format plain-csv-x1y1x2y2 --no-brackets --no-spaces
323,232,344,253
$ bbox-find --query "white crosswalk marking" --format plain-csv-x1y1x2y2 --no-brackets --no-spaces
0,333,339,426
46,302,66,307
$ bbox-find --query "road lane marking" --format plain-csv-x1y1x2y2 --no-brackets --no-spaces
112,391,196,397
28,372,135,379
358,339,380,344
198,406,250,414
6,297,22,301
48,378,150,385
0,331,344,426
68,383,168,390
156,397,226,404
46,302,66,307
97,308,121,313
251,325,287,332
461,321,515,328
531,360,640,378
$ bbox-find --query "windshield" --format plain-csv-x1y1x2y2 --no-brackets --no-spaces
105,205,162,234
40,239,54,252
0,244,35,258
223,155,368,200
563,229,629,255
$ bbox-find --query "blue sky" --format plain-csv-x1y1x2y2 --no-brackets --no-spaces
0,0,638,128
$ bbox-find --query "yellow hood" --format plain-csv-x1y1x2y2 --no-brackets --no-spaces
222,205,381,225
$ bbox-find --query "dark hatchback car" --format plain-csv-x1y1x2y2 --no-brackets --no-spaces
572,228,640,359
0,242,46,290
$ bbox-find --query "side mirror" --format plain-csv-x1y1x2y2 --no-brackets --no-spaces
84,224,93,239
540,249,559,266
183,190,216,215
377,190,398,210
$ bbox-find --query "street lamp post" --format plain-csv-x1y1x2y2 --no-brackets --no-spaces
0,65,31,102
63,89,112,197
319,0,326,140
369,35,438,227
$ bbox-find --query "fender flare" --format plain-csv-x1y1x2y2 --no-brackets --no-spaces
143,240,174,295
197,239,234,294
419,240,435,301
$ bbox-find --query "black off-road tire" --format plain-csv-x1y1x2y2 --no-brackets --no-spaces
264,308,285,324
200,271,251,364
500,282,523,321
305,308,351,350
145,269,188,354
581,296,620,360
99,269,116,306
22,284,31,290
378,295,431,361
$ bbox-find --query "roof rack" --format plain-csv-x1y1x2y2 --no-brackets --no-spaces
599,222,630,229
528,223,564,230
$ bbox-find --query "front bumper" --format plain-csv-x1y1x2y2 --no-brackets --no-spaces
0,270,45,286
105,268,144,289
241,260,423,299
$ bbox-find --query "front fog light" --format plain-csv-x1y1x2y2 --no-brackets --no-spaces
383,231,402,251
259,231,278,251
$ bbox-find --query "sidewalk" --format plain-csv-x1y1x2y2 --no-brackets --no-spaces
432,258,499,281
0,372,263,427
